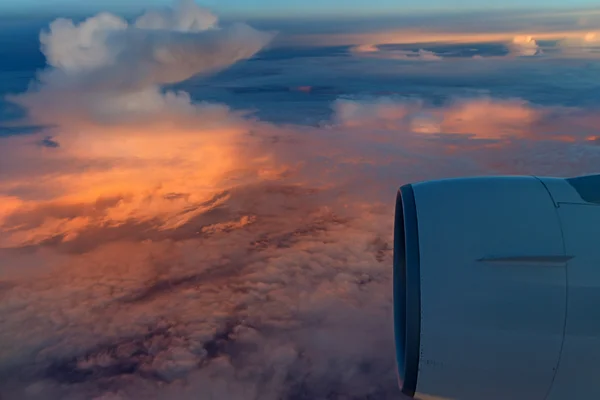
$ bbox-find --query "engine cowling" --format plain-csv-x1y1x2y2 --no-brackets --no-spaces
393,174,600,400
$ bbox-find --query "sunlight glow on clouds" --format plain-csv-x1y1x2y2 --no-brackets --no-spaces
509,35,541,56
1,1,600,399
1,0,277,248
291,27,600,60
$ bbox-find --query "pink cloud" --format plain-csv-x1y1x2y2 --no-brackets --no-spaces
2,2,600,400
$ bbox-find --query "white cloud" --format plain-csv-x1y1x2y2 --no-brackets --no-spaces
0,0,277,249
508,35,541,56
3,2,600,400
134,0,218,32
9,0,274,124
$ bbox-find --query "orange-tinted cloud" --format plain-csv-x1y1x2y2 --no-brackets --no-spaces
351,47,443,60
0,1,278,249
0,119,278,247
3,3,600,400
333,96,543,138
288,28,591,48
331,95,600,142
4,94,598,248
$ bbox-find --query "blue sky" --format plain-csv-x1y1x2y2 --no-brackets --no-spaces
1,0,599,17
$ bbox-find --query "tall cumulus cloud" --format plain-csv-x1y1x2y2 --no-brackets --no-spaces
2,1,600,400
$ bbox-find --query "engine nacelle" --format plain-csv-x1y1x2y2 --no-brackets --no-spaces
393,174,600,400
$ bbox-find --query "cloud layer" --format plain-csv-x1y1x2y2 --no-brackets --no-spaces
1,0,278,249
2,2,600,400
350,46,443,60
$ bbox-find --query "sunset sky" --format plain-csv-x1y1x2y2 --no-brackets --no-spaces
0,0,599,399
2,0,599,16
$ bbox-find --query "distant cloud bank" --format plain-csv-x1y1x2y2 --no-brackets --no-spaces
1,2,600,400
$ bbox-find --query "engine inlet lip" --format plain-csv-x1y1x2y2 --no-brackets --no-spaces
393,184,422,397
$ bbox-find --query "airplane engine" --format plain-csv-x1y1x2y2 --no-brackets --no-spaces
393,174,600,400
